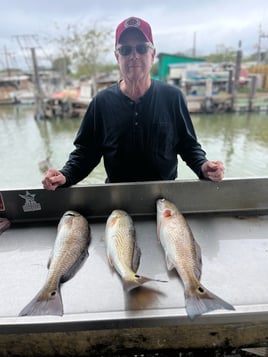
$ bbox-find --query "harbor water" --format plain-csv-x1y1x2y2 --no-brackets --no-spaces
0,104,268,189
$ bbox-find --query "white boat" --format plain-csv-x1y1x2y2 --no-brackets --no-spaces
14,89,35,105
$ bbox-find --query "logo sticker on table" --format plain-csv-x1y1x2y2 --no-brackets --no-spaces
19,191,41,212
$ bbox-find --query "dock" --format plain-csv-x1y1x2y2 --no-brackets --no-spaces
187,93,268,113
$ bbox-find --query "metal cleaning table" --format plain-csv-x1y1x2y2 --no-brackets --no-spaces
0,178,268,355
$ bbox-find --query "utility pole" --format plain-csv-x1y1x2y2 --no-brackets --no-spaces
257,24,268,64
31,47,45,120
14,34,46,119
231,41,242,111
192,31,197,58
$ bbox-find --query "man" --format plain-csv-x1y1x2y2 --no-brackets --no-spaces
42,16,224,191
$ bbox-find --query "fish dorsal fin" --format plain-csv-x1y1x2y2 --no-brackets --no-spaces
193,238,202,280
132,242,141,273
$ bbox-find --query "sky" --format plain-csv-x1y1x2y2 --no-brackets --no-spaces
0,0,268,69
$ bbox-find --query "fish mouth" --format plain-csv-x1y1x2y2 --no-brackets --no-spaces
156,198,166,206
156,197,165,202
64,211,80,217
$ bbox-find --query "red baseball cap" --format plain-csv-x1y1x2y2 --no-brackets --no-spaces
115,17,154,46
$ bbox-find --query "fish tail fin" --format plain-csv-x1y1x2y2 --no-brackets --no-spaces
185,283,235,320
19,287,63,316
123,273,167,292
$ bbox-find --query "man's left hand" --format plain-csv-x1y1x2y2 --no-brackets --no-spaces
201,160,224,182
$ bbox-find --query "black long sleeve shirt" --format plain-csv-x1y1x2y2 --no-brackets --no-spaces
61,79,207,186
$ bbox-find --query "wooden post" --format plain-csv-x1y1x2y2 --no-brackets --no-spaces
248,75,257,112
231,41,243,111
31,47,45,120
227,69,233,94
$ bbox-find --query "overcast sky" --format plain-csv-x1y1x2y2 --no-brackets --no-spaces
1,0,268,69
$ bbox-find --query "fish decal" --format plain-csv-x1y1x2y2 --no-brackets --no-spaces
19,210,90,316
156,198,235,320
105,209,166,291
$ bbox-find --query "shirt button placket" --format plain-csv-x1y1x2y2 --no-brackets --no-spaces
134,111,139,126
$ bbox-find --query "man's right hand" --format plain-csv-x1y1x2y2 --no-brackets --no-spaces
42,168,66,191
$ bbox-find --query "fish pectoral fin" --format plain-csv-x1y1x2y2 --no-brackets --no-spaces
166,253,175,271
107,254,114,268
61,249,89,283
19,287,63,316
123,273,165,292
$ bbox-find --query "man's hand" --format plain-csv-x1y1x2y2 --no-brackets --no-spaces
201,160,224,182
42,168,66,191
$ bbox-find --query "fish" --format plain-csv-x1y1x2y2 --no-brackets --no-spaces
156,198,235,320
19,210,91,316
105,209,166,292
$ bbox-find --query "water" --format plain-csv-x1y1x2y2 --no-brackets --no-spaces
0,105,268,189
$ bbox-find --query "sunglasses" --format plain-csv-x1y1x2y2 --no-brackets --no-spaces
116,43,154,56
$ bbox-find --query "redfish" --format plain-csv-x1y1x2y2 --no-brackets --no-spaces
105,209,166,291
19,210,90,316
156,198,234,320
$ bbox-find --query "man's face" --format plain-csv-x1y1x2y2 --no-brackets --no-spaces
115,29,155,82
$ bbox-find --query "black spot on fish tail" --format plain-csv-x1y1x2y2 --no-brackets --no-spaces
198,286,205,293
19,287,63,316
184,284,235,320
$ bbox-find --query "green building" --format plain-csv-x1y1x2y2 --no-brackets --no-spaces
157,53,205,81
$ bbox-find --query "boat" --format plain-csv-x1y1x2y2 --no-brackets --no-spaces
0,75,32,105
44,88,89,119
0,90,18,105
14,89,35,105
0,178,268,356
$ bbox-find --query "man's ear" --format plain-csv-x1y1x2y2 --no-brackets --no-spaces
152,48,156,62
114,50,119,63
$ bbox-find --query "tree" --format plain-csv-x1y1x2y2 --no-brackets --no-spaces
53,20,113,94
51,56,71,85
204,44,236,63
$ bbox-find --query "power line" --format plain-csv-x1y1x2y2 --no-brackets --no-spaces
13,34,52,70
